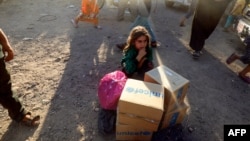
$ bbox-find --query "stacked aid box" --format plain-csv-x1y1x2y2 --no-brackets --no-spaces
144,65,190,129
116,79,165,141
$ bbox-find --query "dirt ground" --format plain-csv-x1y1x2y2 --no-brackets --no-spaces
0,0,250,141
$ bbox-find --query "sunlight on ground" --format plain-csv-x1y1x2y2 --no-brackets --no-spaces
177,37,245,74
95,36,111,64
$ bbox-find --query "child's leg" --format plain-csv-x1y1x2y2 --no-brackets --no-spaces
71,13,82,28
91,0,100,28
75,12,83,23
94,21,101,29
78,16,100,28
226,53,240,64
239,65,250,84
72,0,89,28
239,65,250,76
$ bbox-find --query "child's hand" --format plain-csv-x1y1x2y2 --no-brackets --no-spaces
3,46,14,62
136,48,146,62
4,49,14,62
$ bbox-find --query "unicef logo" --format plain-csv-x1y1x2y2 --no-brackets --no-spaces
125,87,163,98
117,131,152,136
126,87,135,93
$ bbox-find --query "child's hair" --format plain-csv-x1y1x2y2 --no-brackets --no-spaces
123,26,151,52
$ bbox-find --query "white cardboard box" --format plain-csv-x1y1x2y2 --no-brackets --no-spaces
144,65,189,113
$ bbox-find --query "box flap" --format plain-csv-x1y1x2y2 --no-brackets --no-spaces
145,65,189,92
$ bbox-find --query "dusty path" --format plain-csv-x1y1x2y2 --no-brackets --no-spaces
0,0,249,141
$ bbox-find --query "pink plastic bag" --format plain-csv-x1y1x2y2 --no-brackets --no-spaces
98,70,127,110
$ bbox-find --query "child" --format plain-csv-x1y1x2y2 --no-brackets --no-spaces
121,26,154,78
226,36,250,84
0,28,40,126
71,0,101,29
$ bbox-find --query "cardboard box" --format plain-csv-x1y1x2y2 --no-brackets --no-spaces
144,65,189,112
117,112,160,131
160,102,189,129
118,79,164,124
116,124,153,141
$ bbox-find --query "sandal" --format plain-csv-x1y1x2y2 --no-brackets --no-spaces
226,53,238,64
238,75,250,84
21,112,40,127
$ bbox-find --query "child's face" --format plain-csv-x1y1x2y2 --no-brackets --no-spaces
134,35,148,50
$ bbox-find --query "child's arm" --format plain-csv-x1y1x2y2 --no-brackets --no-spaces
0,28,14,61
136,48,147,62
